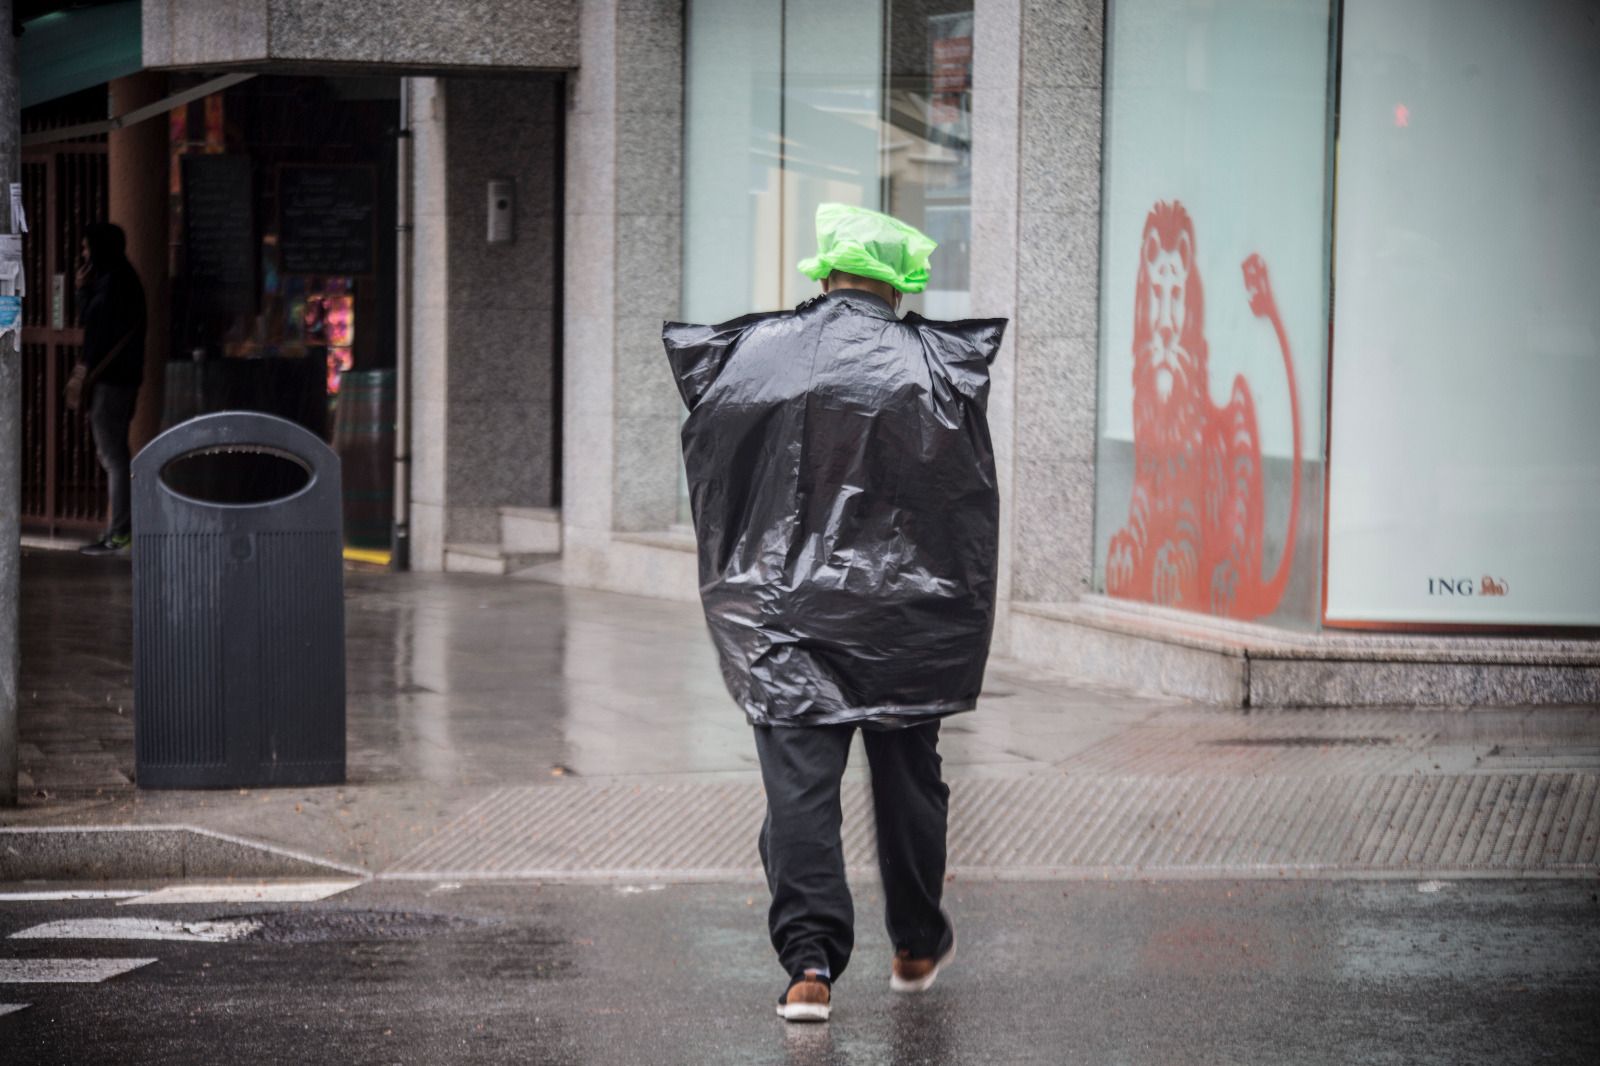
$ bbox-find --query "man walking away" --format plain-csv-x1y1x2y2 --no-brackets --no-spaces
663,203,1007,1022
76,222,147,556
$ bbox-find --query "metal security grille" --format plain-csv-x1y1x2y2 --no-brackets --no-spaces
20,91,110,534
384,772,1600,883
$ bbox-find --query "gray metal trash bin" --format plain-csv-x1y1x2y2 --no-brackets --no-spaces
131,411,346,789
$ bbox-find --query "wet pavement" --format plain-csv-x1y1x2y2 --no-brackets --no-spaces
14,546,1189,793
1,877,1597,1064
6,548,1600,880
9,548,1193,872
6,548,1600,1061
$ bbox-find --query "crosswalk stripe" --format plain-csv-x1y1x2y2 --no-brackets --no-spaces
0,959,156,984
0,1003,29,1016
11,918,260,943
0,891,145,902
118,880,360,906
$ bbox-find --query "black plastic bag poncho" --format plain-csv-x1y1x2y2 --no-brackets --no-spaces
663,289,1007,729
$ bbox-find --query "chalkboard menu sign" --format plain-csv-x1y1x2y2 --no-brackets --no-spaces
182,155,255,314
279,166,377,276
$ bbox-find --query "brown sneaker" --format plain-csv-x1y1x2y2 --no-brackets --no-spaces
890,924,956,993
775,969,831,1022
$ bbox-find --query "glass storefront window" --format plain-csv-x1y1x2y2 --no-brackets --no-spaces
681,0,882,325
885,4,973,320
680,0,976,520
1324,0,1600,627
1093,0,1336,628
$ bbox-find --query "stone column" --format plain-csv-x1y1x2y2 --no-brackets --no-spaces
971,0,1023,651
1008,0,1104,605
562,0,684,582
606,0,682,535
407,77,450,570
108,72,171,454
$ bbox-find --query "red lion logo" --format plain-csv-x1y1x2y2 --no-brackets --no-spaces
1106,201,1302,619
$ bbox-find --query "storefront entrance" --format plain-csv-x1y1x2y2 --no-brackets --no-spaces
20,75,404,549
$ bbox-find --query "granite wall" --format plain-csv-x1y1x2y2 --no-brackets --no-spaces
562,0,684,584
1010,0,1105,605
444,78,564,542
973,0,1105,611
409,76,564,566
142,0,580,71
970,0,1023,650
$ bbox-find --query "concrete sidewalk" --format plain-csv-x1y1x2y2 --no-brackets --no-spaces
4,549,1598,882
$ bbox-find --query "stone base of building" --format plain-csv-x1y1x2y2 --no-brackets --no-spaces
527,530,1600,709
1011,596,1600,708
525,526,700,603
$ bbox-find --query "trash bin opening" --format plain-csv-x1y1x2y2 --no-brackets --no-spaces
158,445,315,506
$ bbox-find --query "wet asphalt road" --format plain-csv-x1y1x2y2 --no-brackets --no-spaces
1,878,1598,1065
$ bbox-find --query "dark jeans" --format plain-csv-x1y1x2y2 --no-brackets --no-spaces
89,383,138,538
753,720,951,983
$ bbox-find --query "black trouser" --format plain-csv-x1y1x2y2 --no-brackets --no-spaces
753,720,950,982
89,383,138,538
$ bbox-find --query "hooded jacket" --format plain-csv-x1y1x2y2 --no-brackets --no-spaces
78,224,147,389
664,289,1007,728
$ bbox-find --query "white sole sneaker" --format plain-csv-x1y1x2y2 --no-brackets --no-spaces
776,1001,831,1022
889,932,957,993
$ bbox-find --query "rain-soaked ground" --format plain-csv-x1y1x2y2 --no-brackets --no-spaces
1,878,1597,1064
10,548,1599,881
14,546,1189,794
5,548,1600,1061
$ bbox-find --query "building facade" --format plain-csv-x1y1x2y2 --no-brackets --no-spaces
25,0,1600,705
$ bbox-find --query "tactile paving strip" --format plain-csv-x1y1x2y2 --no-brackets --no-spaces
385,772,1599,881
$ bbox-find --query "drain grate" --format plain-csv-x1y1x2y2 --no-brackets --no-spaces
384,772,1599,882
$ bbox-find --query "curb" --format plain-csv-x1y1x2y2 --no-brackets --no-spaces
0,826,371,883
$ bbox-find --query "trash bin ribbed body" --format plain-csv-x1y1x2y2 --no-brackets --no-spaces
131,412,346,789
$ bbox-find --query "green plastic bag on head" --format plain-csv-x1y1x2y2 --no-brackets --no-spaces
796,202,938,294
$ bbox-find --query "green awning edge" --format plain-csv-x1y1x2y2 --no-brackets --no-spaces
21,2,143,110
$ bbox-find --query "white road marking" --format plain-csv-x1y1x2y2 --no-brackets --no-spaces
1417,880,1447,893
0,1003,30,1016
118,880,360,906
0,891,145,902
11,918,261,943
0,959,157,984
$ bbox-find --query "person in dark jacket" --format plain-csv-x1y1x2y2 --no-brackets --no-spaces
76,222,147,555
664,203,1006,1022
